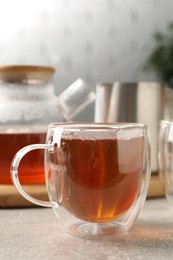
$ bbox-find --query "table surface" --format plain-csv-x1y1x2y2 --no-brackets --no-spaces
1,198,173,260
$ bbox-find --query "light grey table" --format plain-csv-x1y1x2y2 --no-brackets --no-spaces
1,198,173,260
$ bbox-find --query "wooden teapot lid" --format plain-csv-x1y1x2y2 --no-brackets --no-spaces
0,65,55,82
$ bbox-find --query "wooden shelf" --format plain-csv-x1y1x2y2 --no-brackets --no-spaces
147,175,165,198
0,184,48,208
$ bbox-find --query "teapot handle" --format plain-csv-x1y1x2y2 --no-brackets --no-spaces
58,78,95,121
11,144,52,208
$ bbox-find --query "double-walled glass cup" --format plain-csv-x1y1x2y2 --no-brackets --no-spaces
11,123,151,237
158,120,173,204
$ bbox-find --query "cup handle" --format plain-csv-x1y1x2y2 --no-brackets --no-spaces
11,144,52,207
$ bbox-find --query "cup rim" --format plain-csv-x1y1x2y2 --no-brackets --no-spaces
160,119,173,126
48,122,148,130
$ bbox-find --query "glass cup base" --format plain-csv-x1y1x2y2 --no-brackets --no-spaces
67,221,127,237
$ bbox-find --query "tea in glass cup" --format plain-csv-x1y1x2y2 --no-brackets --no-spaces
11,123,151,237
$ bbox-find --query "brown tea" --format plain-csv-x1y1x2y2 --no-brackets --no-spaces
49,135,144,223
0,131,46,184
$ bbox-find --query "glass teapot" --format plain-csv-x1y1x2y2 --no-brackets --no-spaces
0,65,95,185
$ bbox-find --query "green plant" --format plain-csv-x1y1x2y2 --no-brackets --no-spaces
144,23,173,89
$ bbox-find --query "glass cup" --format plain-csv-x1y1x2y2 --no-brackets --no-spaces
158,120,173,205
11,123,151,237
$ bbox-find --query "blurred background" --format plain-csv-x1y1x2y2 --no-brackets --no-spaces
0,0,172,119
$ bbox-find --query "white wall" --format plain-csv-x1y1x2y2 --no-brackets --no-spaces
0,0,172,119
